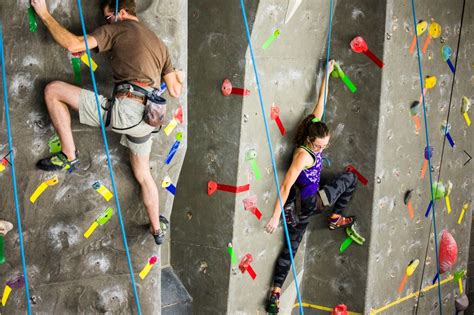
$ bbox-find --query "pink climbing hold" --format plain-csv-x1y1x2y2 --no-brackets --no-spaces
149,256,158,265
439,229,458,274
174,105,183,124
221,78,250,96
271,104,286,136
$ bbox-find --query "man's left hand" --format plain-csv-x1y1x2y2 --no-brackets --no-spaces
31,0,50,19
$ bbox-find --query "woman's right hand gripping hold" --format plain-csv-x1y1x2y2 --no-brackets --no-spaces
265,150,312,234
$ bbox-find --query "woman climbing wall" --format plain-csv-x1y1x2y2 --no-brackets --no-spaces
264,60,358,314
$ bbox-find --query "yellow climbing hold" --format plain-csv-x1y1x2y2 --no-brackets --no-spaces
30,175,59,203
1,285,12,306
429,21,442,38
416,20,428,35
425,76,437,89
80,53,98,71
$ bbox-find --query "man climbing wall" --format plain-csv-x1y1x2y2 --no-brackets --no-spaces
30,0,184,245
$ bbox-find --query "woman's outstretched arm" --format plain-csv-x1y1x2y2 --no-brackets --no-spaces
265,150,312,233
312,60,335,120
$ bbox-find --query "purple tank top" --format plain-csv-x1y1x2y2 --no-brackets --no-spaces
295,146,323,200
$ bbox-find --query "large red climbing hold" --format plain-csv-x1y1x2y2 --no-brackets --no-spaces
439,229,458,274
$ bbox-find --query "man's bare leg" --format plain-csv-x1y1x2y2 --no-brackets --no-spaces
129,153,160,232
43,81,82,160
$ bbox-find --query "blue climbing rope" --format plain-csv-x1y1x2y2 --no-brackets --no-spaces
409,0,443,313
75,1,142,314
0,22,33,315
114,0,119,22
322,0,333,122
238,1,304,314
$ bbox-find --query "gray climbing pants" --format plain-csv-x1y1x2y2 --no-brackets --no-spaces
272,171,357,288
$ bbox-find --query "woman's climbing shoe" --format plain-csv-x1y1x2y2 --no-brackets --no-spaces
36,151,79,172
265,288,281,314
328,213,355,230
283,202,298,228
151,215,169,245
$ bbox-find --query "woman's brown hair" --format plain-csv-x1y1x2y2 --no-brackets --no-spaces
294,114,330,146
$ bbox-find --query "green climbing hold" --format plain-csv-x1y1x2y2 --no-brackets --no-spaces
48,134,62,154
96,207,114,225
432,181,446,200
0,235,5,265
71,57,82,85
346,224,365,245
27,7,38,33
332,63,357,93
339,237,353,253
0,220,13,265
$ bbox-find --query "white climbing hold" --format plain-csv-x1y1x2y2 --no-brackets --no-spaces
285,0,303,24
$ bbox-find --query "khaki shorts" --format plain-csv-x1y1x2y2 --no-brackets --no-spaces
78,89,156,155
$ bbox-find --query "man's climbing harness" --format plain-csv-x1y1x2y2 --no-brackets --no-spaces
103,81,167,144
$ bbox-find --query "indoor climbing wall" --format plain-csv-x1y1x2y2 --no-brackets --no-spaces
173,0,339,313
299,1,386,313
0,0,186,313
174,0,472,314
231,0,349,314
170,1,259,313
366,0,473,314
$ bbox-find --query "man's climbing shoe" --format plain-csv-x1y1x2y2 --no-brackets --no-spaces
151,215,169,245
283,202,298,228
265,288,281,314
36,151,79,172
329,213,355,230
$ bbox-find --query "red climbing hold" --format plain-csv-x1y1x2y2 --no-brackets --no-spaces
350,36,384,68
439,230,458,274
345,164,368,186
239,254,257,279
207,181,218,196
207,180,250,196
331,304,348,315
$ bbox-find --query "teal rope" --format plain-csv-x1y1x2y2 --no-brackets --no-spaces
409,0,443,313
238,1,304,314
115,0,119,22
0,22,33,315
75,1,142,313
322,0,333,122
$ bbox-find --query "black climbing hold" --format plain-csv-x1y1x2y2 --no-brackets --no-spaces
404,189,413,205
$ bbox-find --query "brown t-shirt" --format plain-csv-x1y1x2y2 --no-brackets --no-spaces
91,20,174,88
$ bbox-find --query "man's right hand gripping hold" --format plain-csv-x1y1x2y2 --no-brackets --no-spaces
31,0,184,245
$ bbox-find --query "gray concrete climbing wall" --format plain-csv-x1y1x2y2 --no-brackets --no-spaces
174,0,473,314
366,0,473,314
170,1,258,314
298,1,386,313
0,0,186,313
2,0,471,314
231,1,335,314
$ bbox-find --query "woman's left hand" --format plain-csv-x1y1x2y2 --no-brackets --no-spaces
327,60,335,74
